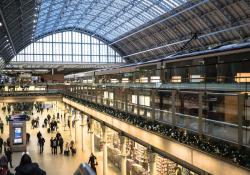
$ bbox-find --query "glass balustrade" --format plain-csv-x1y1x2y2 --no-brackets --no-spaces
1,83,249,148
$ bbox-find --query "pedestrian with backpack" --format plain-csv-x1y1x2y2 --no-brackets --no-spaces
58,136,64,154
39,137,45,154
52,138,57,155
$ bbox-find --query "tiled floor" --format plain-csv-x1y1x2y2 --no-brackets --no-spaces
0,104,120,175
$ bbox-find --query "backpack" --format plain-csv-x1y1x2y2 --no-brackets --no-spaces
52,140,57,147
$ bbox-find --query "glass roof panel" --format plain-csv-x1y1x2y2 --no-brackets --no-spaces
35,0,188,41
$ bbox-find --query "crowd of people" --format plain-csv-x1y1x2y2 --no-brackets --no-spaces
0,110,102,175
0,153,46,175
0,137,13,169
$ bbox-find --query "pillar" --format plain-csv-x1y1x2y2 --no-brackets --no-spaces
74,111,78,143
102,125,108,175
120,135,127,175
238,93,245,145
69,108,73,137
198,92,203,135
151,89,156,120
171,90,177,126
124,89,128,112
137,92,140,115
148,151,157,175
80,114,86,151
89,118,95,153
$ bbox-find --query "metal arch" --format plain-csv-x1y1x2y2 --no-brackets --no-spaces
34,0,189,41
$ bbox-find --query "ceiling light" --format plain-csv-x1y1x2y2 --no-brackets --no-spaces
0,22,2,27
33,20,36,23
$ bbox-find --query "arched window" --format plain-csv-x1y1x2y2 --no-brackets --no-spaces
12,31,123,63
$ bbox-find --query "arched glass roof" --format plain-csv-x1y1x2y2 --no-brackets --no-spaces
35,0,188,41
12,31,122,63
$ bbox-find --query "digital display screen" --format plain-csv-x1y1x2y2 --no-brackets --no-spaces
14,127,22,144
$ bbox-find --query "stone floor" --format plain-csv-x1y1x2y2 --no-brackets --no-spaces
0,105,120,175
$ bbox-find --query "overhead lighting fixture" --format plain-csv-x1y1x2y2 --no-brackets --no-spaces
0,22,2,27
33,20,36,23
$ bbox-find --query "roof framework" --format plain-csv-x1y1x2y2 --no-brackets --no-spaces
113,0,250,62
0,0,250,66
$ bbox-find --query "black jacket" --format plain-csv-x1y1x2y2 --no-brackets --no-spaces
15,163,46,175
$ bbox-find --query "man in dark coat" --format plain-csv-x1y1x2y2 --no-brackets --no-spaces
39,137,45,154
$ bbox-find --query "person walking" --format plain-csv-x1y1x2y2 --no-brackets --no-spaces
87,117,90,132
47,114,51,123
0,119,4,134
88,153,97,174
43,118,48,127
37,131,42,144
67,118,70,129
5,115,9,125
0,136,3,153
50,137,54,154
6,138,10,147
39,137,45,154
5,146,13,168
26,133,30,144
52,138,57,155
58,136,64,154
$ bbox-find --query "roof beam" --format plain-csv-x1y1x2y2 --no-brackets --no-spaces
0,8,16,56
122,22,250,59
110,0,209,45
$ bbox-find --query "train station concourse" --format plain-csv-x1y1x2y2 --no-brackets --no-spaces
0,0,250,175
